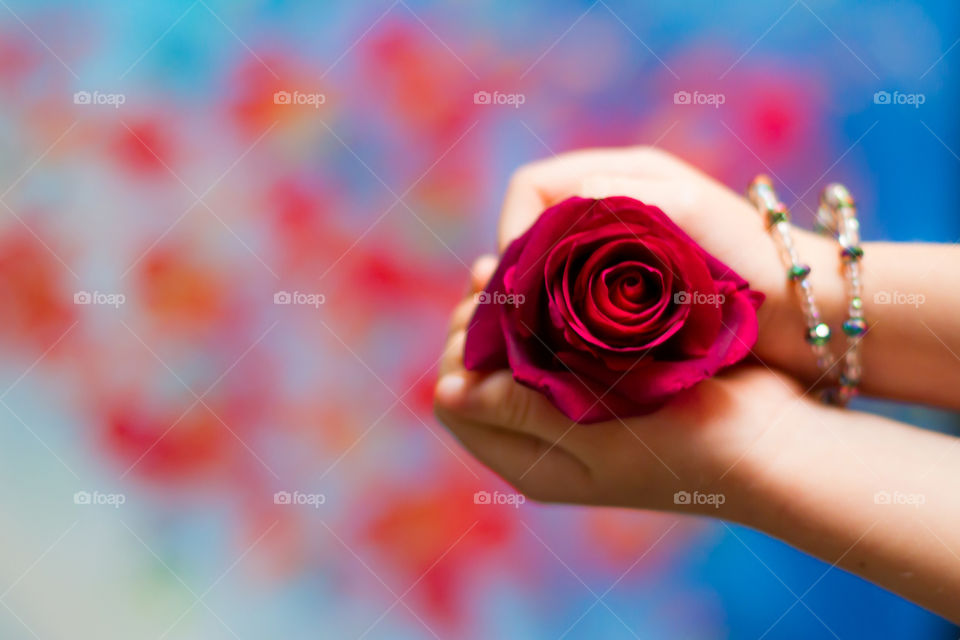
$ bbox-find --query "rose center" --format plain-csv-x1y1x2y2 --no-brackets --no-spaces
606,265,662,307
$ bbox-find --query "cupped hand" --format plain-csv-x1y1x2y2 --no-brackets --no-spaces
434,256,819,515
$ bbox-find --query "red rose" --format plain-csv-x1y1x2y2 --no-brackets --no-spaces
464,196,764,423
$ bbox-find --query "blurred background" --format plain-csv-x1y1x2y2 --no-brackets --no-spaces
1,0,958,638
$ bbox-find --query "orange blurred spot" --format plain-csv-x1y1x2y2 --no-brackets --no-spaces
0,228,75,348
583,510,691,571
365,478,515,628
138,248,226,330
228,57,331,136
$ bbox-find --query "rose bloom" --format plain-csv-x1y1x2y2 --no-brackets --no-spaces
464,196,764,423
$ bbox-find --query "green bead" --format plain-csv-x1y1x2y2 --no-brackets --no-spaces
788,264,811,281
841,246,864,261
767,209,788,226
842,318,867,336
807,322,831,345
851,296,863,310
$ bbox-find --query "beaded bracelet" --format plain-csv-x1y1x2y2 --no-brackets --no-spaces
816,183,866,404
747,175,834,376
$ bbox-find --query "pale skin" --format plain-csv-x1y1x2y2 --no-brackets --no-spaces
433,147,960,622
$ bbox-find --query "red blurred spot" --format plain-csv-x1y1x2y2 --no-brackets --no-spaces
356,251,410,291
113,120,173,175
230,58,287,135
103,399,228,479
407,368,440,416
736,78,818,160
271,178,324,231
0,228,75,348
363,22,479,142
365,479,515,629
0,35,37,85
266,177,359,278
228,57,329,136
751,92,795,146
346,247,460,305
269,178,335,247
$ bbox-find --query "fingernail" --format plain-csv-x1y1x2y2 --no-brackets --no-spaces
471,255,498,285
472,254,496,272
435,374,466,405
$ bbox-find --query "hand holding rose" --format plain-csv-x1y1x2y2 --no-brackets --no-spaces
433,146,960,622
436,254,807,512
466,195,764,422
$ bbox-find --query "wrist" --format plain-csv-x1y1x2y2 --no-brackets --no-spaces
650,371,817,522
716,394,833,528
753,229,846,383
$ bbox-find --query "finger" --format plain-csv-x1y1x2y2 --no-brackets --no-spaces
438,330,466,377
444,255,497,358
435,370,595,454
498,147,680,251
448,297,477,339
471,254,498,292
578,175,697,214
434,405,593,502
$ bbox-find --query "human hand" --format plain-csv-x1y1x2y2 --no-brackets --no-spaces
434,256,818,516
433,149,960,623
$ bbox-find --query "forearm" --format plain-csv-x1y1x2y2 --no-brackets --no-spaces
757,233,960,408
728,404,960,622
